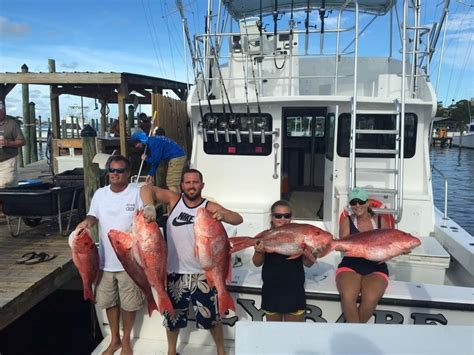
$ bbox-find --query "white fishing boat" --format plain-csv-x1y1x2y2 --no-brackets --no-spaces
452,119,474,149
94,1,473,353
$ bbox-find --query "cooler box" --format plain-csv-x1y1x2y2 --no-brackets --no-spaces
388,237,450,285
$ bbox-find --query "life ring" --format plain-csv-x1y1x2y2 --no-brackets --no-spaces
339,198,395,228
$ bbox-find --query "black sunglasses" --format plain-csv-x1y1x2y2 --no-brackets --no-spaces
350,199,367,206
272,213,292,219
108,167,126,174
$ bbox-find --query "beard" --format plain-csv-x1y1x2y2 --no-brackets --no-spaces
182,188,201,201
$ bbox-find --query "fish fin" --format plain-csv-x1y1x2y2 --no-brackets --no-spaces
226,257,232,285
286,253,303,260
218,290,236,315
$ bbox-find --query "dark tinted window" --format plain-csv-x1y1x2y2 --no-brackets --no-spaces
337,113,417,158
202,113,273,155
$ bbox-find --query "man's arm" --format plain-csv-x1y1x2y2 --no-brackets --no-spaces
140,185,180,207
76,215,98,230
2,136,25,148
206,202,243,225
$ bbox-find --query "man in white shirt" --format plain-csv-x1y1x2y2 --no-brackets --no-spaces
76,155,156,355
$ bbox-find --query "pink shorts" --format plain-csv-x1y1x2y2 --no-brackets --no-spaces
336,266,389,282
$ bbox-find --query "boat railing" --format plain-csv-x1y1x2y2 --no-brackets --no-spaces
431,165,449,221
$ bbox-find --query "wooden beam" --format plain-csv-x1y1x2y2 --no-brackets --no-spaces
117,84,128,156
0,84,16,98
0,72,123,85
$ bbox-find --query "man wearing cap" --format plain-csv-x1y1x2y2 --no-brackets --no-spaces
0,100,26,189
131,130,187,192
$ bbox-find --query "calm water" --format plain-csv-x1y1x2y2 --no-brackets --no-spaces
430,146,474,235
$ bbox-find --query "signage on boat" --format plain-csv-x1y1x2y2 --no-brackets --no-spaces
186,297,449,326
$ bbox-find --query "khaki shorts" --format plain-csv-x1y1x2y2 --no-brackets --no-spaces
166,155,187,189
0,157,18,189
95,271,145,312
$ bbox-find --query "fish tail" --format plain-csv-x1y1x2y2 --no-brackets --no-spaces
218,290,236,315
229,237,255,253
158,293,175,315
84,287,96,304
146,295,159,317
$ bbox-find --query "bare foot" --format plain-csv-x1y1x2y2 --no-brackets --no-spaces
102,340,121,355
120,340,133,355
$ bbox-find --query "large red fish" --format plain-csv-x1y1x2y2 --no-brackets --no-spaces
194,208,235,315
132,210,174,315
230,223,334,262
69,227,99,303
320,229,421,262
108,229,159,316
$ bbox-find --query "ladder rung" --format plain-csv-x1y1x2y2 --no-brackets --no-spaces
356,168,398,174
372,208,397,215
355,129,398,135
363,188,397,195
355,148,398,154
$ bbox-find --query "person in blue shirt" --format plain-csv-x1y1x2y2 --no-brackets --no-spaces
131,130,187,192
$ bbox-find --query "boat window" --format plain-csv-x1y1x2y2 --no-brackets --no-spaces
201,113,273,156
337,113,417,158
285,116,325,138
325,113,336,161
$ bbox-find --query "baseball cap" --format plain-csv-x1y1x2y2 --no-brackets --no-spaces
348,187,368,202
131,130,148,144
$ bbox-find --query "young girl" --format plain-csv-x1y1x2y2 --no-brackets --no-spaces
336,187,390,323
252,200,314,322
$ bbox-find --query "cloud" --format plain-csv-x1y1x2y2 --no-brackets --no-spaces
0,16,30,37
61,61,79,70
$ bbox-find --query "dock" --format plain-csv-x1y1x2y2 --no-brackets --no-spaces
0,160,79,331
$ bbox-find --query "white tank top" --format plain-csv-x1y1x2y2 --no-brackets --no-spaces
166,196,207,274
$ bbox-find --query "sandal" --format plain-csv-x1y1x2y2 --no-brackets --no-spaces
24,252,56,265
16,252,38,264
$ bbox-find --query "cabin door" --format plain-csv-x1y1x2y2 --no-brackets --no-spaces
323,107,338,233
281,107,327,220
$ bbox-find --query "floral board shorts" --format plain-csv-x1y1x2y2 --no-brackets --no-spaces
163,273,221,331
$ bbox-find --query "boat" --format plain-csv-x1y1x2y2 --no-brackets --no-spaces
451,119,474,149
93,1,473,353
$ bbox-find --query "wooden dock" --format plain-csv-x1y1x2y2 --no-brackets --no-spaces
0,160,79,330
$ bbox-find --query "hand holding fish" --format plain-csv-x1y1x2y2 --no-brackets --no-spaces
254,240,265,254
143,204,157,222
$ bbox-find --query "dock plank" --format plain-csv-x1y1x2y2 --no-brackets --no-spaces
0,203,79,330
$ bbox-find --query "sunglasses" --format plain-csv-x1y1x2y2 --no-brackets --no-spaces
350,199,367,206
108,167,126,174
272,213,292,219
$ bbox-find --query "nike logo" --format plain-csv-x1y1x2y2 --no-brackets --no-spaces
172,212,194,226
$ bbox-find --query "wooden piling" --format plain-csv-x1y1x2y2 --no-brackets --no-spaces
99,100,107,137
127,105,134,134
29,102,38,162
21,64,31,166
48,59,60,139
80,125,100,214
61,119,67,138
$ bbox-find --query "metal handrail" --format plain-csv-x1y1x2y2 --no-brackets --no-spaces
431,165,449,221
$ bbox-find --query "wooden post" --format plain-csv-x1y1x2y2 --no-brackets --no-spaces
61,119,67,138
127,105,134,135
118,86,128,156
48,59,60,139
81,124,100,241
29,102,38,163
99,100,107,137
21,64,31,165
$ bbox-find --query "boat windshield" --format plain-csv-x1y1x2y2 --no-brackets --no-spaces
224,0,395,20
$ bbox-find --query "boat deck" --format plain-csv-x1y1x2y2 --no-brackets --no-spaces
0,160,78,331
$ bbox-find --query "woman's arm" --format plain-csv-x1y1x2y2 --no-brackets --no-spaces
339,217,350,239
252,241,265,267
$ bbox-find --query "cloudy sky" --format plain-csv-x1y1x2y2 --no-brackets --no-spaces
1,0,472,122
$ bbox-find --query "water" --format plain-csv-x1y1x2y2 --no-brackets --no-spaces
430,146,474,235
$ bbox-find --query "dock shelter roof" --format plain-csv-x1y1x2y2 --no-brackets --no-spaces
223,0,395,19
0,71,189,102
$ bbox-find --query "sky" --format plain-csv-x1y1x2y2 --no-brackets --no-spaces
0,0,473,123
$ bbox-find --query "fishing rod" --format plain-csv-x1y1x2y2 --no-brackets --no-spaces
273,0,279,53
135,111,158,186
304,0,311,55
319,0,326,54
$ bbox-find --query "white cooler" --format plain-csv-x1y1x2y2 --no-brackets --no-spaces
388,236,450,285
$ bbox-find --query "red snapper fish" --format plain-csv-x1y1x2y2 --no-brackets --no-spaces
131,210,174,315
68,227,99,303
230,223,334,262
320,228,421,262
108,229,158,316
194,208,235,315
